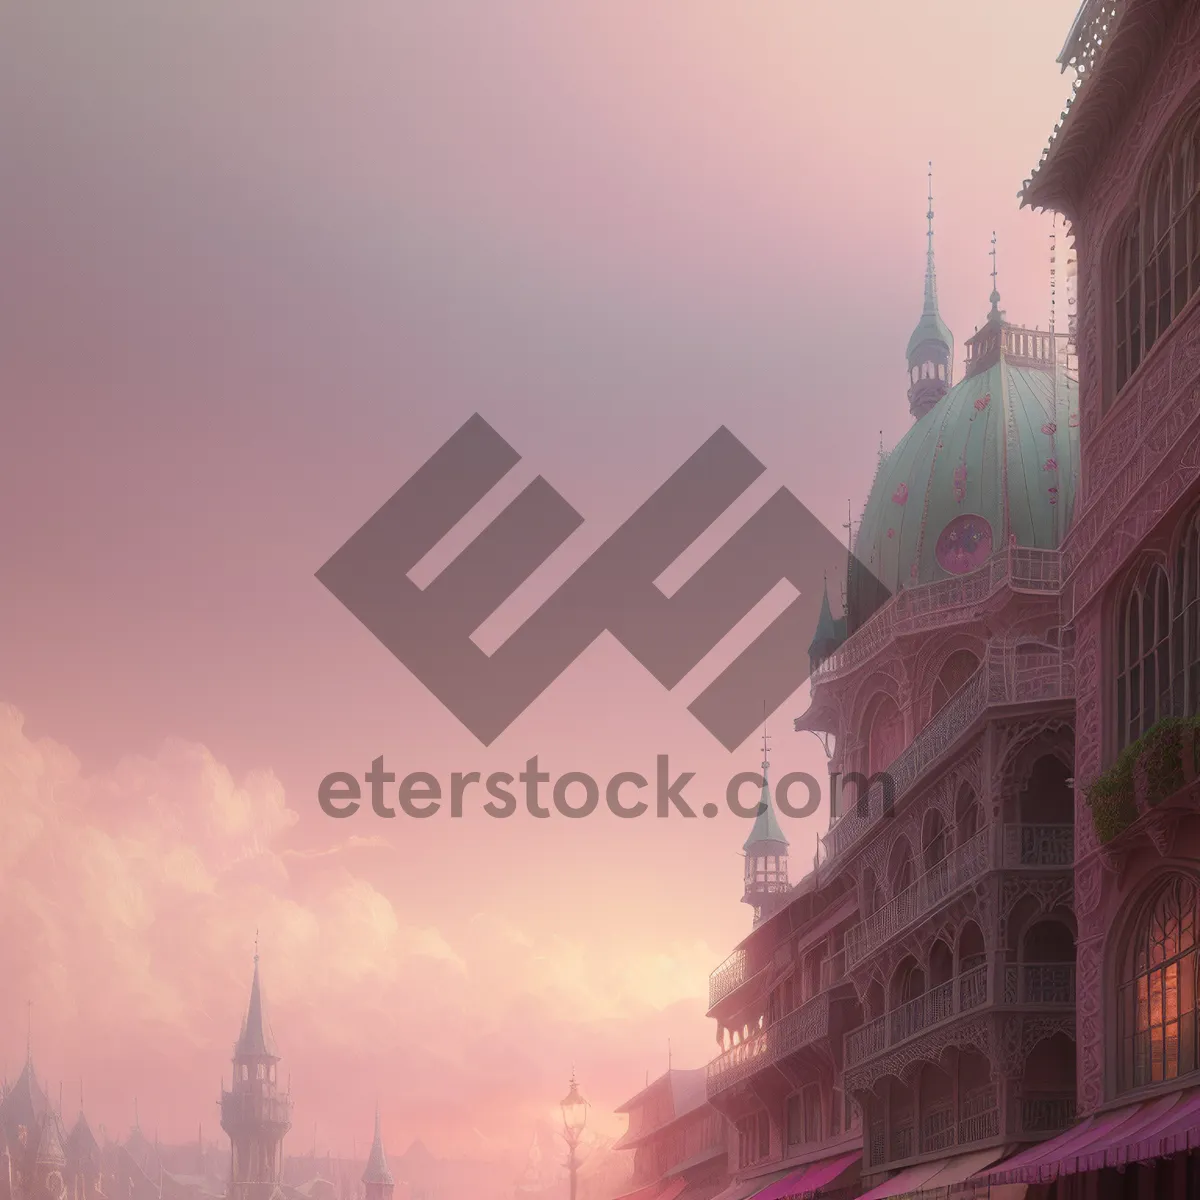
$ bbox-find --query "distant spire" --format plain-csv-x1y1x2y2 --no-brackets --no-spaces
743,719,787,851
362,1107,394,1187
923,162,938,314
236,948,275,1058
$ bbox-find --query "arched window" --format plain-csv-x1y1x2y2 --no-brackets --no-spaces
1116,562,1172,751
1118,876,1200,1091
1110,105,1200,406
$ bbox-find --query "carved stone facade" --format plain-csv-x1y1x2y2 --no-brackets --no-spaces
1024,0,1200,1121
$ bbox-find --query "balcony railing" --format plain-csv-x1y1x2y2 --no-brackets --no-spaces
845,962,988,1067
811,547,1062,685
823,646,1074,864
845,828,991,967
1002,823,1075,867
845,960,1075,1069
709,947,750,1010
867,1089,1000,1170
706,992,831,1098
1003,962,1077,1006
219,1090,292,1128
1018,1093,1077,1135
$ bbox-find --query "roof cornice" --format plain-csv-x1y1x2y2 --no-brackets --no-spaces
1023,0,1183,216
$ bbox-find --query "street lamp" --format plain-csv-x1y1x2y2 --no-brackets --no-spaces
560,1072,588,1200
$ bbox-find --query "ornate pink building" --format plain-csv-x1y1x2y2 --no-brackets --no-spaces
698,2,1200,1197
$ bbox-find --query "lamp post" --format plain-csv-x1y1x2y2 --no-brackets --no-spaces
560,1072,588,1200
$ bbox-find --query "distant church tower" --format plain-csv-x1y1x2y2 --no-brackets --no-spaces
220,951,292,1200
906,164,954,420
742,729,789,926
361,1110,394,1200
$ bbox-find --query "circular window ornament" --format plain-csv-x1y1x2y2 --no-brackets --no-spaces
935,514,993,575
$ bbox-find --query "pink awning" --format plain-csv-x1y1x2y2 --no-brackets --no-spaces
855,1147,1004,1200
982,1087,1200,1184
655,1179,689,1200
853,1160,943,1200
747,1152,860,1200
610,1184,663,1200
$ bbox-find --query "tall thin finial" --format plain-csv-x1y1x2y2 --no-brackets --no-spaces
26,1001,31,1062
989,231,1002,319
923,161,939,314
761,705,770,775
254,929,259,964
1049,221,1057,335
667,1039,672,1070
843,499,853,556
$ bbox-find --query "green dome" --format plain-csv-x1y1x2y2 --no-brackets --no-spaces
855,353,1079,594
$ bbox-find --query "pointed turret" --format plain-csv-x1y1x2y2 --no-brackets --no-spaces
361,1109,394,1200
35,1113,66,1168
236,957,275,1060
906,164,955,420
0,1057,50,1154
742,729,789,925
221,948,291,1200
807,576,847,673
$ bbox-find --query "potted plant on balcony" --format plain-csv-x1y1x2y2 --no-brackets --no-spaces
1131,716,1200,814
1084,746,1138,846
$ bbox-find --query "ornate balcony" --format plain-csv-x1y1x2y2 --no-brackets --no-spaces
867,1087,1000,1171
845,828,991,968
845,961,1076,1069
706,992,831,1099
708,946,769,1012
823,647,1075,863
219,1090,292,1130
811,547,1062,686
1016,1093,1077,1135
1001,823,1075,867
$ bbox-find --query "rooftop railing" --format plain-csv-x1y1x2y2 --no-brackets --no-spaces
810,547,1062,686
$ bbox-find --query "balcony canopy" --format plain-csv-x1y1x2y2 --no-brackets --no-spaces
979,1086,1200,1186
858,1147,1006,1199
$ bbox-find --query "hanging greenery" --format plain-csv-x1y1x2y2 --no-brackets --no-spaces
1085,715,1200,844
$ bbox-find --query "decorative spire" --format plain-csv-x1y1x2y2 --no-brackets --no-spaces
743,720,788,851
236,949,276,1059
923,161,938,315
988,231,1004,322
362,1107,394,1187
906,163,954,417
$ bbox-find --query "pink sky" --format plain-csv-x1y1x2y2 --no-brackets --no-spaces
0,0,1081,1165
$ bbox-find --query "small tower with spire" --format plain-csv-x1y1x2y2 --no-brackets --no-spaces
808,575,847,674
361,1110,394,1200
906,163,955,420
220,944,291,1200
742,726,789,925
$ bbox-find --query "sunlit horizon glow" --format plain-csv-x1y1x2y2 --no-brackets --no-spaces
1,0,1082,1165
